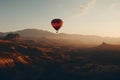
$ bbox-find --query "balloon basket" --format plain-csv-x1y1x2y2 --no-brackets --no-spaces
56,31,58,34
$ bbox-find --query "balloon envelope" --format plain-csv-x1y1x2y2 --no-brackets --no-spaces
51,19,63,31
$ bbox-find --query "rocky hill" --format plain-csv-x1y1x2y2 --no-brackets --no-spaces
4,33,22,41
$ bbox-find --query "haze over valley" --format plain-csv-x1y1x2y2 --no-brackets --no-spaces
0,29,120,80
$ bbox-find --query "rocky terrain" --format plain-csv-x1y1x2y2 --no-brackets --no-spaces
0,30,120,80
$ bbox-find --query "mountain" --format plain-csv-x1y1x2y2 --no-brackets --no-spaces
92,42,120,51
4,33,22,41
0,29,120,48
17,29,55,38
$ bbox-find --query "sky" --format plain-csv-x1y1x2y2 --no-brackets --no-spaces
0,0,120,37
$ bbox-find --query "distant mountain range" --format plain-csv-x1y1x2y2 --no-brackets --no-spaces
1,29,120,47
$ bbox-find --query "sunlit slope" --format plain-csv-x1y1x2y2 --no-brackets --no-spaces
0,40,33,68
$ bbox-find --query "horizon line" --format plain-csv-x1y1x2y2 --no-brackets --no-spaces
1,28,120,38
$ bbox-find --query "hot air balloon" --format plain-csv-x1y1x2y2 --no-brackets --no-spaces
51,19,63,33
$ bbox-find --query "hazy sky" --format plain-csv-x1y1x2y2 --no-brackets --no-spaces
0,0,120,37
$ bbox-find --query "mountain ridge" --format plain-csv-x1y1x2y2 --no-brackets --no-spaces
0,29,120,47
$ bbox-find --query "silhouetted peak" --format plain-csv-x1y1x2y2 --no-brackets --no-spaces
93,42,120,51
4,33,22,41
96,42,111,48
101,42,107,45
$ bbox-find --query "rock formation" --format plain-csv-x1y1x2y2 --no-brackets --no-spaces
4,33,22,41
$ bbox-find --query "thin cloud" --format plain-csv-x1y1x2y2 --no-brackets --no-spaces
109,1,120,16
109,0,120,9
110,2,120,9
75,0,96,16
